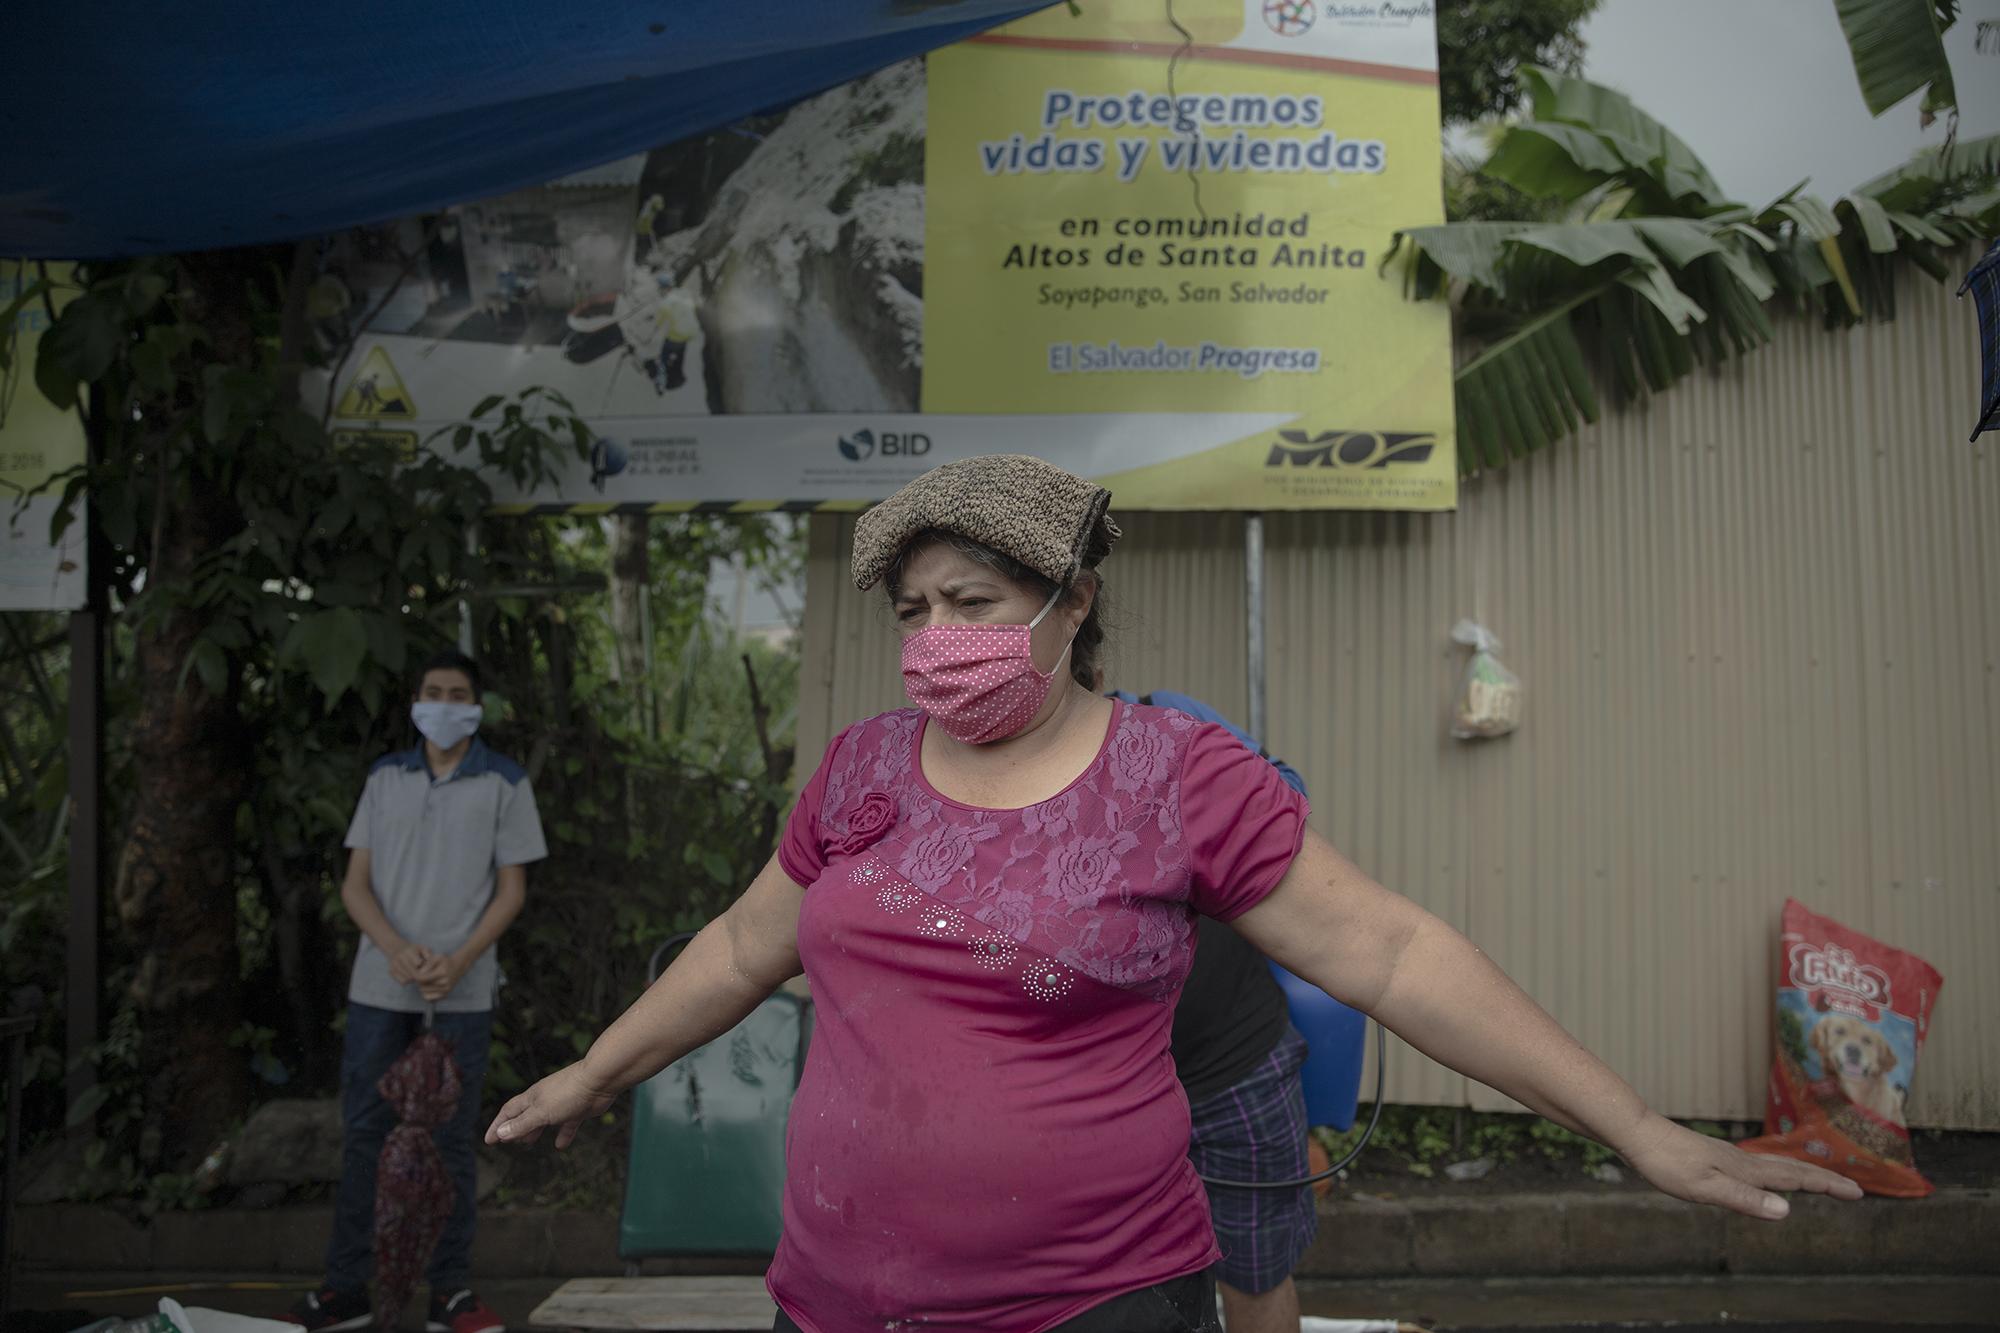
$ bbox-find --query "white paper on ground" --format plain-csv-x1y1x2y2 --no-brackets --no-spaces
158,1300,296,1333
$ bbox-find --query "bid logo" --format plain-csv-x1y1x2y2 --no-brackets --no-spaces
838,428,932,462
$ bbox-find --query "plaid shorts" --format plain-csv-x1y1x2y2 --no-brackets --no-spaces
1185,1025,1317,1294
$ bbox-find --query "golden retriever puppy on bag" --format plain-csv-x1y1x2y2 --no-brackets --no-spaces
1810,1013,1904,1126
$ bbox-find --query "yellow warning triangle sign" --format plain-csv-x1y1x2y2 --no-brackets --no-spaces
335,346,418,419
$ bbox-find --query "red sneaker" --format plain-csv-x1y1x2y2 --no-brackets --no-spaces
427,1289,505,1333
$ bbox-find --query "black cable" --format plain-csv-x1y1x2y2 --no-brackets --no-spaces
1198,1022,1388,1190
647,929,701,984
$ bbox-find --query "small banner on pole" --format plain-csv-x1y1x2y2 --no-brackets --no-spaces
0,261,88,611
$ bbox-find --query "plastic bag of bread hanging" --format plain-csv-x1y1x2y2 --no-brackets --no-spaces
1449,619,1522,739
1739,899,1945,1197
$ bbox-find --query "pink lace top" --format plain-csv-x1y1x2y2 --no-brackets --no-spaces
766,701,1310,1333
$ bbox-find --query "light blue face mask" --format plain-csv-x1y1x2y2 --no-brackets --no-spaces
411,700,483,749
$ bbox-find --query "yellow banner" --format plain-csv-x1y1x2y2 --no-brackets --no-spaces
923,0,1455,509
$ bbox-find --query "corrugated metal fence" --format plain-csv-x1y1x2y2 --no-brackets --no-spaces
797,267,1998,1128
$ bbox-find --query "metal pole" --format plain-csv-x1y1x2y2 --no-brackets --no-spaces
1245,513,1266,741
459,519,479,655
639,583,657,737
65,386,105,1142
64,606,102,1134
1,1010,33,1325
64,472,106,1136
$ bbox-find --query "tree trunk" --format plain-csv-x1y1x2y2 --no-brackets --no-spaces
110,251,263,1171
262,840,344,1090
115,522,250,1170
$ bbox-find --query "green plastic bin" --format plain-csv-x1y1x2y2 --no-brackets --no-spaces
619,935,810,1262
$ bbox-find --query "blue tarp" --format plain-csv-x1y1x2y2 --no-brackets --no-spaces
1961,240,2000,440
2,1,1051,258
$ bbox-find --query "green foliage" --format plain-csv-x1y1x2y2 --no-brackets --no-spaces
32,259,583,716
1436,0,1602,127
0,608,93,1154
1485,66,1726,211
1848,130,2000,265
1444,160,1573,225
1526,1117,1618,1169
1317,1106,1459,1176
54,254,588,1111
6,250,807,1207
1314,1107,1737,1182
1436,0,1601,219
9,252,586,1169
52,1006,155,1203
1834,0,1959,120
461,517,804,1209
1390,66,1999,474
476,518,801,981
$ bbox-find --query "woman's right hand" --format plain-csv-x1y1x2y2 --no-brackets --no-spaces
484,1061,616,1150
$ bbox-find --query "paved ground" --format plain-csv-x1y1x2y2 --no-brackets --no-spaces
13,1273,1999,1331
1444,1327,1996,1333
1297,1275,2000,1327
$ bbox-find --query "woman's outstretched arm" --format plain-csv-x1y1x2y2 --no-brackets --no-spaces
485,853,805,1150
1229,830,1862,1220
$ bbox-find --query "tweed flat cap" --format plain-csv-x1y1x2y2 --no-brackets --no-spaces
851,454,1121,590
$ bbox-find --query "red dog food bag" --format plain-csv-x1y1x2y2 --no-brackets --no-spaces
1740,899,1944,1197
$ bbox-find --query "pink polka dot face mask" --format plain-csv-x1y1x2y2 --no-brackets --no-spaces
900,586,1073,745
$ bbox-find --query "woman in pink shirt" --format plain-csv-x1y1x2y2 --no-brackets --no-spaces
490,456,1857,1333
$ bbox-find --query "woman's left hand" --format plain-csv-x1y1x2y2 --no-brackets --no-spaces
486,1060,616,1150
1618,1113,1863,1219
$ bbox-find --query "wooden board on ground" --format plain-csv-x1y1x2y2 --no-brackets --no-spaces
528,1276,777,1330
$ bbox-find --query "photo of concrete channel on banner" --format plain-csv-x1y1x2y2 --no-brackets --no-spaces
310,0,1454,513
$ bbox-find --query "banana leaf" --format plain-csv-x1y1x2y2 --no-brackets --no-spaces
1833,0,1956,117
1518,65,1728,205
1416,86,1994,476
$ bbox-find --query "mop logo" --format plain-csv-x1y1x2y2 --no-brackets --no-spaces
838,428,932,462
1266,429,1436,469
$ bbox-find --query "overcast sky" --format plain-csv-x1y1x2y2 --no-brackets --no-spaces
1572,0,2000,204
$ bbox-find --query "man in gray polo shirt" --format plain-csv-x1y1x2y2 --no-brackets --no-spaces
287,649,547,1333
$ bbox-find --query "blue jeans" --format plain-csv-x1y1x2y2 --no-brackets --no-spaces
326,1002,491,1294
